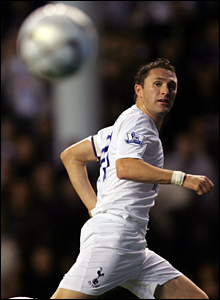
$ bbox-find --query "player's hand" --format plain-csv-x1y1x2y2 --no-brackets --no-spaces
182,174,214,195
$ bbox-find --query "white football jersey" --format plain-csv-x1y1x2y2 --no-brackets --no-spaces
88,105,164,230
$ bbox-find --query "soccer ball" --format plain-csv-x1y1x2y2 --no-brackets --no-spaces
16,3,98,81
9,296,36,299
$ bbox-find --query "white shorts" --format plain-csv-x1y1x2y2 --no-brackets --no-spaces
58,213,182,299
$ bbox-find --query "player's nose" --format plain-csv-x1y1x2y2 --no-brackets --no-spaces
161,85,169,95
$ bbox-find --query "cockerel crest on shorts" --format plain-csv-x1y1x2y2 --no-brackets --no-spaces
88,267,104,288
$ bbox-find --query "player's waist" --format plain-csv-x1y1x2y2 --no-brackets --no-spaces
93,212,148,236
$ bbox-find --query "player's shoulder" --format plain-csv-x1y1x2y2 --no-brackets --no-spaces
115,105,143,124
116,105,155,131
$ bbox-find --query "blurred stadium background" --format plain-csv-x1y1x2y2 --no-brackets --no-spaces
1,1,219,299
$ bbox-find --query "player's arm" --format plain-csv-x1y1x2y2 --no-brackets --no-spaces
116,158,214,195
60,139,98,216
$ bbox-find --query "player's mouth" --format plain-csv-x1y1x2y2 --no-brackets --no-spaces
157,99,170,105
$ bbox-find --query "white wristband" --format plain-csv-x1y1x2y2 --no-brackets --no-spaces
171,171,186,186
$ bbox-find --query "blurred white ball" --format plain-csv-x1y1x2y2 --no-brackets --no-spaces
9,297,35,299
17,3,98,81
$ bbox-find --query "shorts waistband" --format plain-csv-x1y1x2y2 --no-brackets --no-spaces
94,213,146,235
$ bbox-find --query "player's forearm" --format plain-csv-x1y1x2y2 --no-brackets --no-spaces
116,158,173,184
61,156,97,213
116,158,214,195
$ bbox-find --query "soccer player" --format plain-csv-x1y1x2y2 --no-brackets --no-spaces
51,58,213,299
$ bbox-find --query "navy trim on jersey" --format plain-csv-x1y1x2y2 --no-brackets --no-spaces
91,136,98,158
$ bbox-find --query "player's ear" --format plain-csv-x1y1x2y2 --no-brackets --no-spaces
134,84,143,99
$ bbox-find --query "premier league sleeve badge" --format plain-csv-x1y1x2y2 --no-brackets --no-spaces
125,132,144,146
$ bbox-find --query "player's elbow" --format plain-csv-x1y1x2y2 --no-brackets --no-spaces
116,159,130,180
60,149,69,163
60,145,76,163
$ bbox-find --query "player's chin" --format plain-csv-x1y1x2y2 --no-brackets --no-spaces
157,107,171,116
156,103,172,115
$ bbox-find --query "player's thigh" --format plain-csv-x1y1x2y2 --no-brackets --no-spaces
154,274,209,299
50,287,97,299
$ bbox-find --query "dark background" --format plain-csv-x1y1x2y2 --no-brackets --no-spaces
1,1,219,299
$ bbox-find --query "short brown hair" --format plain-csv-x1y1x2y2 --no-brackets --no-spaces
134,58,176,101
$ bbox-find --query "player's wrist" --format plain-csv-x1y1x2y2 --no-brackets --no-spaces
171,171,186,186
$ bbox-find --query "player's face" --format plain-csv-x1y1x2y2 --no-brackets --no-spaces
135,68,177,119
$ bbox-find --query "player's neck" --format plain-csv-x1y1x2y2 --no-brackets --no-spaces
136,101,164,131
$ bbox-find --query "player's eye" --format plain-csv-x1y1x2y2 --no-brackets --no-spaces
168,83,177,91
154,81,162,87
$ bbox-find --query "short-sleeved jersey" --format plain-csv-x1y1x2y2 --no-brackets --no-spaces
88,105,164,231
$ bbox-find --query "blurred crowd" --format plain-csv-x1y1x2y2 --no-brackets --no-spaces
1,1,219,299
